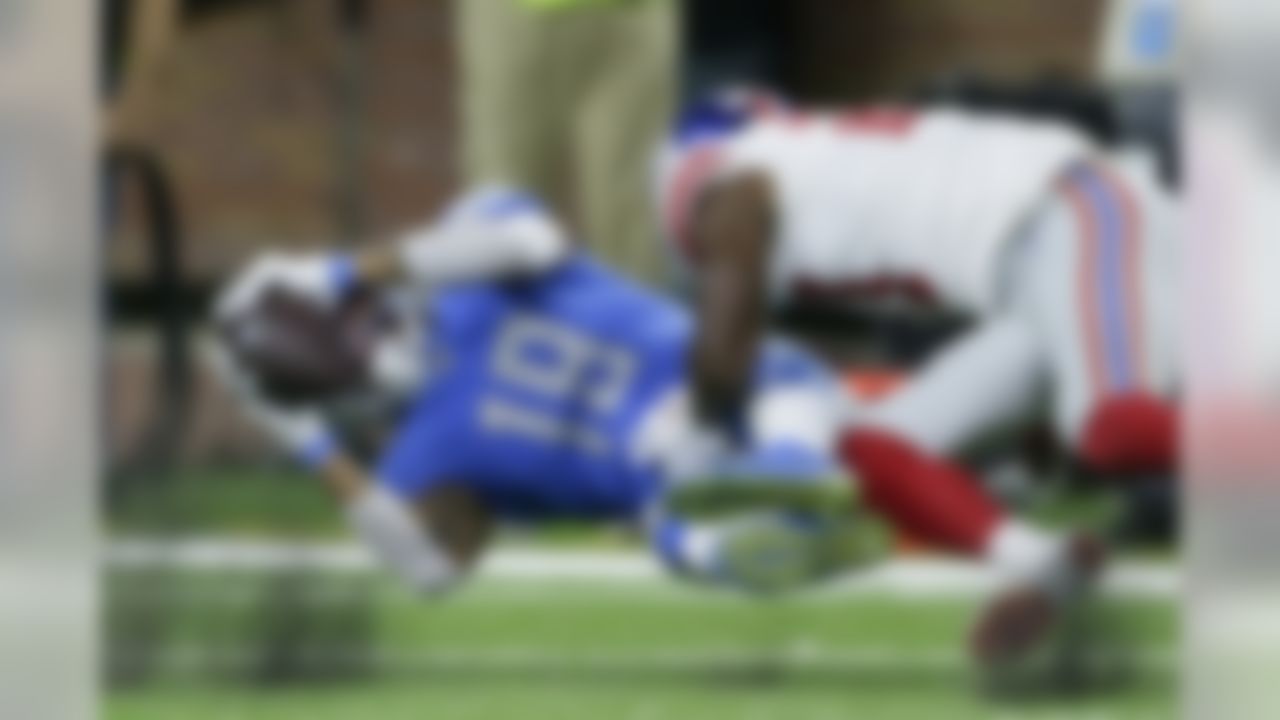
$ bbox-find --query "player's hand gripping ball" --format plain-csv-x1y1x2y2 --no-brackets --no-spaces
218,286,394,406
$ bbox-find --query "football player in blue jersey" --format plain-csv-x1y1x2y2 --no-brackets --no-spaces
214,187,1108,669
211,187,870,596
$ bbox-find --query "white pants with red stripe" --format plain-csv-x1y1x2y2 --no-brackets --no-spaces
864,155,1179,457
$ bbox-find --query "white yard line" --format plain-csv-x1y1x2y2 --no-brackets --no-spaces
108,537,1180,599
117,644,1177,674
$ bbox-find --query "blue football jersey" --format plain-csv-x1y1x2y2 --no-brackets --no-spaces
375,253,837,521
376,254,691,519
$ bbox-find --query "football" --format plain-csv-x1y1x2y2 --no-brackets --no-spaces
218,287,384,406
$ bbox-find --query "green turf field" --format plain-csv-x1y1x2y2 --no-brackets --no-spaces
108,674,1175,720
106,465,1176,718
106,572,1176,719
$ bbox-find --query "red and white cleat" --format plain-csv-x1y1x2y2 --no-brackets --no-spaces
970,533,1108,667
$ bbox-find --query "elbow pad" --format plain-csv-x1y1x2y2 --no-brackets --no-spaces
347,485,461,595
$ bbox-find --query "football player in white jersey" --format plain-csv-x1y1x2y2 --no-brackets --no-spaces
655,89,1179,664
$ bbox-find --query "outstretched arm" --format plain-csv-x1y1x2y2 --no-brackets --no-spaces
687,172,775,433
216,187,572,320
317,454,489,595
210,341,481,595
351,187,572,288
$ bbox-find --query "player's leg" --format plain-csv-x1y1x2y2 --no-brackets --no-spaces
1013,160,1179,474
838,320,1106,664
843,320,1070,577
959,162,1181,665
860,319,1048,457
647,320,1069,584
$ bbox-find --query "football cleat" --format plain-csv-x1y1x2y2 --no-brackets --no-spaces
970,532,1108,668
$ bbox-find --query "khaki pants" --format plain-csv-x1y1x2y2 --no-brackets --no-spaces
458,0,678,282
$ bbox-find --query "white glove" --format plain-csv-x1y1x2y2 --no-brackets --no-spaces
206,341,337,469
214,251,355,322
632,389,735,486
347,485,460,595
662,423,735,487
397,186,569,284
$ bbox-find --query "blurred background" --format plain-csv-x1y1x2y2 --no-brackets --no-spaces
101,1,1178,717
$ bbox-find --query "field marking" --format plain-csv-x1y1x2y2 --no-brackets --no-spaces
111,644,1179,676
109,537,1179,599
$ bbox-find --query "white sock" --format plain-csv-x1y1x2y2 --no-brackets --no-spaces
984,520,1064,586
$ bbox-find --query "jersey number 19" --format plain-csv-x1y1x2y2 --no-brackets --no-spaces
480,315,636,454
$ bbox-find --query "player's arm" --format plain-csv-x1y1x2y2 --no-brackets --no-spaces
217,187,571,318
687,171,775,435
315,453,489,594
210,344,480,595
352,187,571,288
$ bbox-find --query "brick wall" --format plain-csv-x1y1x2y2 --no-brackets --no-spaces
108,0,458,284
108,0,460,466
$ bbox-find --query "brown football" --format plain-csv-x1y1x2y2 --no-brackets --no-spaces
219,287,385,406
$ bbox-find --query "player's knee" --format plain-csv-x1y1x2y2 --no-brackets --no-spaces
1076,393,1178,474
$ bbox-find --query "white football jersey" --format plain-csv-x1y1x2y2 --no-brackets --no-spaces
659,107,1097,315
